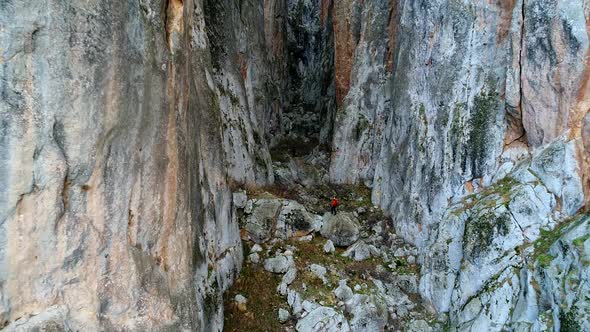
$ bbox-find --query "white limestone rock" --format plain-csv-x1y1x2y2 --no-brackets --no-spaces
295,306,350,332
320,212,361,246
264,255,295,274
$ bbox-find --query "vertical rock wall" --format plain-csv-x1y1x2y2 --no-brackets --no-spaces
331,0,589,241
329,0,590,329
330,0,396,184
0,0,245,330
282,0,336,142
203,0,277,185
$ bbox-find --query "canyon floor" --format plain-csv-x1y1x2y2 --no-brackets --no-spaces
222,143,445,332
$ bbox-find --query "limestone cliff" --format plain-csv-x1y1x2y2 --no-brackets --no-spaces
329,0,590,330
0,0,249,330
2,0,589,331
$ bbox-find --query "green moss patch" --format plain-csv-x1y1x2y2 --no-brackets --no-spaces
451,177,518,217
468,92,498,177
354,114,370,141
573,235,589,248
463,210,511,260
537,254,555,268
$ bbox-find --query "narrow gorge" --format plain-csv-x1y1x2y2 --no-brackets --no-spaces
0,0,589,331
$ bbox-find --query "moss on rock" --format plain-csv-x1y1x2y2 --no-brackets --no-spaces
463,210,511,260
468,92,498,177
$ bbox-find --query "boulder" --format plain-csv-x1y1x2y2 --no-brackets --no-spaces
295,306,351,332
288,289,304,316
234,294,248,312
248,252,260,264
310,264,328,284
334,280,353,302
234,294,247,304
276,200,322,239
299,235,313,242
320,212,361,246
342,241,372,261
346,294,388,332
244,199,282,243
324,240,336,254
278,267,298,295
264,255,295,274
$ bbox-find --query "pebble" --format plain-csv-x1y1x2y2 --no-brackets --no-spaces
299,235,313,242
251,244,263,252
278,308,290,323
323,240,335,254
235,294,247,304
248,252,260,264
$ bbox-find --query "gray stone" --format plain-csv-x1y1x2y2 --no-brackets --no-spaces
264,255,295,274
295,306,350,332
302,300,319,313
278,308,290,323
342,241,372,261
346,294,388,332
233,191,248,209
244,199,283,243
234,294,248,305
276,200,322,239
323,240,336,254
299,235,313,242
310,264,328,284
334,280,353,302
320,212,361,247
284,267,298,284
251,244,263,253
248,253,260,264
406,320,433,332
288,289,304,316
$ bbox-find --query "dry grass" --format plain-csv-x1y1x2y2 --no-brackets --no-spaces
223,246,287,332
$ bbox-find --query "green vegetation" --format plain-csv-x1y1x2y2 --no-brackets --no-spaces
463,211,511,259
468,91,498,177
451,177,518,216
559,307,581,332
523,214,589,267
354,114,370,141
573,235,589,248
537,254,555,268
223,245,285,332
449,103,465,158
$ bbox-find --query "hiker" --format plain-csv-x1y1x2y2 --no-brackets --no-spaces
331,197,339,215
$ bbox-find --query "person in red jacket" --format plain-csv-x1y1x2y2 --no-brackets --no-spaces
331,197,339,215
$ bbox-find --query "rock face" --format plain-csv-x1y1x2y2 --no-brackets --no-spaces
0,0,288,330
241,197,321,243
420,139,586,328
330,0,590,239
203,0,277,184
327,0,590,330
2,0,590,331
284,0,336,142
295,306,350,332
330,0,395,184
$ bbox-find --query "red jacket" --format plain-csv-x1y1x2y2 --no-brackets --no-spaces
331,198,339,207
